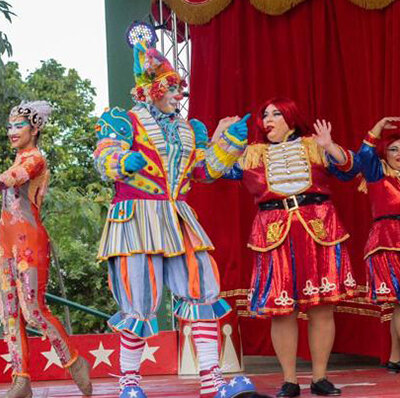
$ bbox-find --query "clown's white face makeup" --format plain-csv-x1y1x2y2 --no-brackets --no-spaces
262,104,291,143
7,116,38,150
386,139,400,171
154,85,183,114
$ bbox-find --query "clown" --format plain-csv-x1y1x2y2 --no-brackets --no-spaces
356,117,400,372
0,101,92,398
226,97,359,397
93,40,256,398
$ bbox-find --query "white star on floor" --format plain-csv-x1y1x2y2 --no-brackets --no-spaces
41,346,63,371
128,389,138,398
0,353,12,374
89,341,114,369
140,343,159,364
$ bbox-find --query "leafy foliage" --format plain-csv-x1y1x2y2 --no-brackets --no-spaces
0,1,15,68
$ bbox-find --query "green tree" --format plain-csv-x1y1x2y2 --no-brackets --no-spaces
0,1,14,68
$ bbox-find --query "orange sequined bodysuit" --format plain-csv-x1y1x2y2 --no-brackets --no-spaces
0,148,77,377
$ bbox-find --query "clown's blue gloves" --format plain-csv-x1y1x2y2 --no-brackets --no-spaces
123,151,147,174
227,113,251,141
189,119,209,149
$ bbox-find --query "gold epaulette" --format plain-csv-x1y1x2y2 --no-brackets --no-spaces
302,137,327,166
239,143,267,170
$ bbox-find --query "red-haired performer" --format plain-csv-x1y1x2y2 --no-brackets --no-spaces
226,97,359,397
357,117,400,372
0,101,92,398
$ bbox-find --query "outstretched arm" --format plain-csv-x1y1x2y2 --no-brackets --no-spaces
313,119,360,181
190,114,250,182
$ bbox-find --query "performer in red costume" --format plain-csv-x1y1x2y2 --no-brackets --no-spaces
356,116,400,372
226,97,359,397
0,101,92,398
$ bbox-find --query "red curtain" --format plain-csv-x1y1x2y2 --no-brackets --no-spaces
186,0,400,360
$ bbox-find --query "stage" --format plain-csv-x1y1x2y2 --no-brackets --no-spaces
2,364,400,397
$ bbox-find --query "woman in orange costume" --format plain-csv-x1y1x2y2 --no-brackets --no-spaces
0,101,92,398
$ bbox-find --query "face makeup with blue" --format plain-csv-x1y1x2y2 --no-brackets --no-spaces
263,104,291,143
154,85,183,114
7,116,38,150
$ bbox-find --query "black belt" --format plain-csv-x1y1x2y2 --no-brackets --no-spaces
259,193,330,212
374,214,400,223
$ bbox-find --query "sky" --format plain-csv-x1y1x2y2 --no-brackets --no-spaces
3,0,109,115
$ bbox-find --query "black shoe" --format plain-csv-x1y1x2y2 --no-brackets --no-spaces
385,361,400,373
276,382,300,397
310,378,341,396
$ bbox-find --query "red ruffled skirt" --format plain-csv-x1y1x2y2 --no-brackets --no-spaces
366,250,400,303
248,216,357,317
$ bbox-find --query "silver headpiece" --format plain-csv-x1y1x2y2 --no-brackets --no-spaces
9,100,52,130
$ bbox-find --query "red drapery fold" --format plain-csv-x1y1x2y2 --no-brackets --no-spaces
186,0,400,360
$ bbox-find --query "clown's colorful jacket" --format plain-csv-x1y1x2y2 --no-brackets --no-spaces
93,104,247,259
226,135,357,251
358,132,400,259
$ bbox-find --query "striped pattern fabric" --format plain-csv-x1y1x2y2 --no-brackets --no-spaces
97,199,214,260
109,312,159,338
192,321,219,375
120,330,145,374
267,137,311,195
107,252,230,338
174,298,231,321
199,366,226,397
134,105,195,199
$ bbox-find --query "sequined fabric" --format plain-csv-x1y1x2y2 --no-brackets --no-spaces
0,149,77,375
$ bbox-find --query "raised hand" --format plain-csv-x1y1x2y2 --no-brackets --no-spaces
211,116,240,143
123,151,147,173
189,119,209,149
312,119,333,150
227,113,251,141
370,116,400,138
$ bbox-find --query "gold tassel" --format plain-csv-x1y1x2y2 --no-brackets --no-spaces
250,0,307,15
358,178,368,194
239,143,267,170
347,0,396,9
160,0,232,25
302,137,326,166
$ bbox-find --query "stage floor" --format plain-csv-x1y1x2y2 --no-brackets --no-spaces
1,368,400,397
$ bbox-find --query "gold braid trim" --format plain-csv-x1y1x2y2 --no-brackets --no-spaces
239,143,267,170
303,137,327,166
347,0,396,9
159,0,232,25
250,0,306,15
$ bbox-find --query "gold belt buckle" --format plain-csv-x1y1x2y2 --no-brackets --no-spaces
283,195,299,212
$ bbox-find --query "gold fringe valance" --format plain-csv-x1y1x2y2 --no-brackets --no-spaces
250,0,307,16
160,0,232,25
155,0,398,24
348,0,396,9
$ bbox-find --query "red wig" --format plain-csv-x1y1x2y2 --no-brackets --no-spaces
254,97,310,143
376,127,400,160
